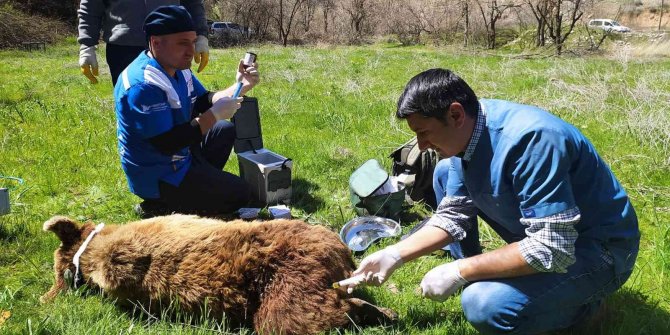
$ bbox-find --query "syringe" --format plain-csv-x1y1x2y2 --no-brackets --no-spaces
232,81,243,98
332,273,365,289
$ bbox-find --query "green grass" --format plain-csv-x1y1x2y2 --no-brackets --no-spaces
1,42,669,334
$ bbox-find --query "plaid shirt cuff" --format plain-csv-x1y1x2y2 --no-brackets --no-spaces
426,195,477,242
518,207,581,273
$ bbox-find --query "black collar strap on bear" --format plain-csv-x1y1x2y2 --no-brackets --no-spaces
72,223,105,289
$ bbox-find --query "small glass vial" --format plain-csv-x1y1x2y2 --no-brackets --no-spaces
242,52,257,69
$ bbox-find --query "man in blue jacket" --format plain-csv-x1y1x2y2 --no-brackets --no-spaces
343,69,639,334
114,6,259,217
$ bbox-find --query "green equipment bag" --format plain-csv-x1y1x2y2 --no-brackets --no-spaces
390,137,439,209
349,159,405,219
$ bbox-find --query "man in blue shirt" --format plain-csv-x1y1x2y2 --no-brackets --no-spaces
343,69,639,334
114,6,259,216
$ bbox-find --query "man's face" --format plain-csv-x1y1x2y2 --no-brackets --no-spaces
406,103,470,157
151,31,197,72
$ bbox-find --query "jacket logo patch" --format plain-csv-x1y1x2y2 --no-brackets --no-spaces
522,208,536,218
141,103,169,113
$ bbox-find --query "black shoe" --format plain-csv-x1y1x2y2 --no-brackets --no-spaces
134,200,173,219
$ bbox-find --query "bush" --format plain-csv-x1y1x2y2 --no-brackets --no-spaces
0,5,72,49
0,0,77,24
496,28,520,47
500,29,539,51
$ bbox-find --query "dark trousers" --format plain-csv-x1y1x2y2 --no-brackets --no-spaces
106,44,146,87
157,120,251,214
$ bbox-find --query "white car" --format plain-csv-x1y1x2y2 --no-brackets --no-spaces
588,19,631,33
209,22,252,39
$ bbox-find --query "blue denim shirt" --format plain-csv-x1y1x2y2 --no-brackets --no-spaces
433,99,639,275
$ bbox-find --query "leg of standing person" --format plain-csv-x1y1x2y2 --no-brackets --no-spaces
106,44,146,86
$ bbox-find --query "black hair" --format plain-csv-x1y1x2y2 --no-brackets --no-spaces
396,68,479,121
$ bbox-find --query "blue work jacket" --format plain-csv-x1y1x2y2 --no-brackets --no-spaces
444,99,639,274
114,51,207,199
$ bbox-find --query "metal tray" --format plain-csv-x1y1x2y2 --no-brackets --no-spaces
340,216,401,252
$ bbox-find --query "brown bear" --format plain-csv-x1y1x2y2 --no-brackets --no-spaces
41,214,396,334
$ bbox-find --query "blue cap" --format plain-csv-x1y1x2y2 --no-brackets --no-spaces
143,5,195,38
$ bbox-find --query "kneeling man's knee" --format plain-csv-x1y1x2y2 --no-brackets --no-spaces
432,159,452,197
461,282,526,335
230,179,251,207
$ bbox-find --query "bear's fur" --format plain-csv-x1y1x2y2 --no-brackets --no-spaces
41,214,396,334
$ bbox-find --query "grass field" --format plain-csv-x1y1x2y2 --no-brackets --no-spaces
0,40,669,334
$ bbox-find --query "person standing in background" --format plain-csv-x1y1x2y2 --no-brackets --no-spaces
77,0,210,85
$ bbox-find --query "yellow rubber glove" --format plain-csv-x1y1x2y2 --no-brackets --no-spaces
79,45,99,84
194,35,209,73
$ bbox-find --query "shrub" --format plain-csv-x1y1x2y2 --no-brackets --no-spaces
0,0,77,25
0,5,72,49
496,28,520,47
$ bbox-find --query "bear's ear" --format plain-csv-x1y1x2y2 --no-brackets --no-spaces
43,216,82,247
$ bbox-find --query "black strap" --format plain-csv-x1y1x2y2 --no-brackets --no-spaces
247,139,257,154
192,91,213,117
148,119,202,155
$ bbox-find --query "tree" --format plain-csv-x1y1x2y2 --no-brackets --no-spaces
387,2,425,45
319,0,336,33
542,0,585,55
584,21,610,51
462,0,471,47
381,0,453,45
527,0,550,46
214,0,275,41
273,0,306,46
475,0,519,49
301,0,317,32
342,0,373,41
660,0,665,31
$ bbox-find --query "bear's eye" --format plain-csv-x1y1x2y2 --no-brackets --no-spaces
63,268,74,288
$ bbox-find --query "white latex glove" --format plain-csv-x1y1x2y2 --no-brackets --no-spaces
235,59,260,88
210,96,243,120
194,35,209,73
420,260,468,302
79,45,99,84
341,246,403,294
